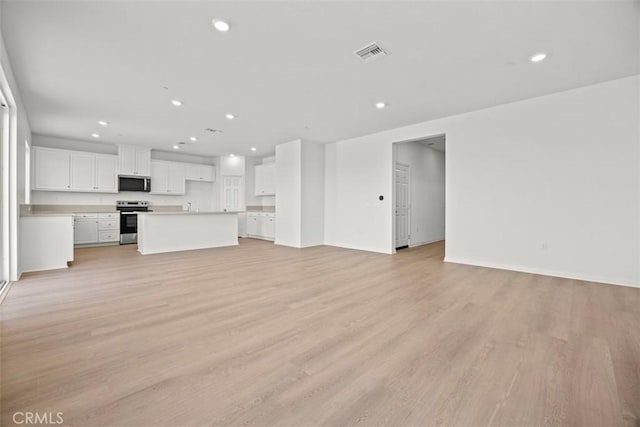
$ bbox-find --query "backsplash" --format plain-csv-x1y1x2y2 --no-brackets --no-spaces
30,180,216,212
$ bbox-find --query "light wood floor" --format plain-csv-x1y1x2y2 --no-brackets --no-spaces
1,239,639,426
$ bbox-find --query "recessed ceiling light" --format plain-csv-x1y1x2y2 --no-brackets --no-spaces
98,120,108,126
171,100,183,106
212,20,230,32
173,145,179,150
375,102,386,109
91,133,100,138
251,147,257,152
530,53,547,63
189,136,197,141
225,113,235,120
229,153,235,157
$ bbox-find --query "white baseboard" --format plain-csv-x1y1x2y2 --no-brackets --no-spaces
409,238,444,248
444,257,639,289
0,280,13,304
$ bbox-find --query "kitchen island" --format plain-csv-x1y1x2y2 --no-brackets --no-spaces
137,211,239,255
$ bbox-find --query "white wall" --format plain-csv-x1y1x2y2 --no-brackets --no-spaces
0,6,32,280
275,140,302,247
325,75,640,287
395,142,445,247
324,139,393,253
275,139,324,248
31,134,217,211
301,141,324,247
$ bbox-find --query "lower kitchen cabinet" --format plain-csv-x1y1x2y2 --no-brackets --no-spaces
246,212,275,241
74,212,120,246
74,213,99,245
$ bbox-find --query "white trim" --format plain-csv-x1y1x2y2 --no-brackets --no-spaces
0,91,8,282
0,280,14,304
444,256,640,289
409,238,444,248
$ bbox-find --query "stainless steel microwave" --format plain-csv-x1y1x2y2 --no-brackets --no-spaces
118,176,151,192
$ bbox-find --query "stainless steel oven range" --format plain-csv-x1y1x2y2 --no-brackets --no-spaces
116,201,149,244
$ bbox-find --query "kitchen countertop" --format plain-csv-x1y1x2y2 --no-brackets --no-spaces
20,212,75,217
246,205,276,212
136,211,242,215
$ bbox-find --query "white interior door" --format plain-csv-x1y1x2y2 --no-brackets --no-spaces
223,175,243,211
395,163,410,248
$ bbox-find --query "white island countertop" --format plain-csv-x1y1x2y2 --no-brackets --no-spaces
137,211,238,255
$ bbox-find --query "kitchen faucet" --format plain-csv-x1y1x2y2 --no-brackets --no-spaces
187,202,192,212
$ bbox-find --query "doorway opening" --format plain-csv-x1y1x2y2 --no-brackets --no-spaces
392,134,446,254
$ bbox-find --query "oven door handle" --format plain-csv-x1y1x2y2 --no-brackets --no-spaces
121,212,137,215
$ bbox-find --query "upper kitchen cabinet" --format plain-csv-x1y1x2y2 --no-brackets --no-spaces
70,152,118,193
94,155,119,192
254,163,275,196
33,147,71,191
185,163,215,182
150,160,186,195
33,147,118,193
118,145,151,176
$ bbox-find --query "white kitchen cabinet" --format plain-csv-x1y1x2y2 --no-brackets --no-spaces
263,214,275,239
33,147,117,193
74,214,99,245
94,155,118,192
98,212,120,243
185,163,215,182
254,163,275,196
74,212,119,246
247,214,259,235
70,152,94,192
119,145,151,176
150,160,186,195
33,147,71,191
168,163,186,194
246,212,275,241
70,152,118,193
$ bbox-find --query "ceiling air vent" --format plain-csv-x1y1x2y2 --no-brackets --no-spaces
204,128,223,134
354,42,387,62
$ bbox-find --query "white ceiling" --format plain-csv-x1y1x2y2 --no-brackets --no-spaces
1,1,638,157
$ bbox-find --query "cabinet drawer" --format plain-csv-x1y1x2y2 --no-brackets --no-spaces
98,230,119,242
75,213,98,219
99,219,119,230
98,212,119,219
